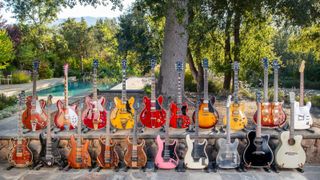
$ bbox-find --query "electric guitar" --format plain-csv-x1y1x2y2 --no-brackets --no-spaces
54,64,79,130
253,58,273,127
192,58,218,128
216,95,240,169
243,92,274,168
275,92,306,169
223,61,247,130
110,59,135,129
155,105,179,169
83,59,107,130
22,60,47,131
293,60,313,130
97,102,120,169
169,61,190,128
8,91,33,167
185,98,209,169
270,60,286,127
67,104,92,169
123,102,147,168
140,58,166,128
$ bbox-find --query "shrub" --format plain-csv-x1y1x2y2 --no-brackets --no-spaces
0,94,17,110
38,61,53,79
12,71,31,84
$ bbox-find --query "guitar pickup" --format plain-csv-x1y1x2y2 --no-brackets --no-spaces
203,107,209,111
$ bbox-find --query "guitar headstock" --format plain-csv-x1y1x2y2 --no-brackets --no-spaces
33,60,40,71
232,61,239,72
175,61,183,72
93,59,99,69
202,58,208,70
18,91,25,106
299,60,305,73
226,95,232,108
289,92,295,104
256,91,262,103
263,57,268,69
150,58,156,69
122,59,127,70
63,64,69,75
272,59,279,70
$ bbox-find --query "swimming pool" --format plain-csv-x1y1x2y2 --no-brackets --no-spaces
37,81,112,97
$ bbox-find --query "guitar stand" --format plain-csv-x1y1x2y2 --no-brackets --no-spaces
263,167,271,173
206,161,217,173
23,130,32,134
296,168,304,173
34,163,44,170
88,166,93,172
270,163,279,173
94,166,101,172
82,127,90,134
237,162,247,172
186,124,195,133
6,165,14,171
219,126,225,134
175,159,186,172
63,164,71,171
143,161,156,172
210,126,219,134
159,126,166,133
306,128,315,133
111,127,117,134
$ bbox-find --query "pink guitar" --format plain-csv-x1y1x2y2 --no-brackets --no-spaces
82,59,107,130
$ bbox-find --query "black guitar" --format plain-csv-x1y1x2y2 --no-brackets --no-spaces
243,92,274,168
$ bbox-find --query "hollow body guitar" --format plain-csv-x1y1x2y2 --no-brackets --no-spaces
83,60,107,130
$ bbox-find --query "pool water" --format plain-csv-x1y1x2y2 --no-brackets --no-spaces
37,81,112,97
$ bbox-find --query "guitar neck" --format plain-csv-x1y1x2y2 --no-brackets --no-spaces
64,72,68,109
164,109,170,146
77,109,82,147
273,68,279,102
263,68,268,102
93,68,98,101
290,97,295,139
203,70,208,101
151,69,156,107
226,104,231,144
299,72,304,106
177,73,182,111
122,70,127,103
32,70,37,100
256,102,262,138
105,109,111,146
132,110,138,146
233,70,239,103
46,110,52,155
18,99,23,139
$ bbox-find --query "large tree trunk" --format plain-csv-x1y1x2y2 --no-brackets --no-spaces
223,8,233,91
232,9,241,92
158,0,189,98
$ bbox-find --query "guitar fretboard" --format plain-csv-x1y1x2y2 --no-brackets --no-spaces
151,68,156,110
77,108,82,148
122,69,127,104
289,95,295,140
256,101,262,138
263,66,269,102
203,69,209,102
32,69,37,103
176,72,182,114
93,66,98,102
273,67,279,102
46,108,52,156
64,69,69,110
299,71,304,106
226,102,231,144
233,69,239,104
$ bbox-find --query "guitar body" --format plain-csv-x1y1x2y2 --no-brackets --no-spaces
97,139,119,169
155,135,179,169
243,131,274,167
216,138,240,169
223,103,247,130
184,135,209,169
110,97,135,129
169,102,190,128
8,139,33,167
271,102,287,126
39,132,62,166
275,131,306,168
123,137,147,168
22,96,47,130
254,102,286,127
140,96,166,128
193,99,218,129
83,96,107,130
293,101,313,129
67,135,91,169
54,100,78,130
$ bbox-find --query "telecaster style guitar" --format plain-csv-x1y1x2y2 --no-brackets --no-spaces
169,61,191,128
110,59,135,129
223,61,247,130
275,92,306,169
140,58,166,128
192,58,218,129
8,91,33,168
185,97,209,169
22,60,47,131
54,64,79,130
294,60,313,130
216,95,240,169
243,92,274,168
83,59,107,130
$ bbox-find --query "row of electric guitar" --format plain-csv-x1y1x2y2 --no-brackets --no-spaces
8,90,306,172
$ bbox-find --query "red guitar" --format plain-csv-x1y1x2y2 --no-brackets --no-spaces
22,60,47,131
169,61,190,128
83,59,107,130
140,59,166,128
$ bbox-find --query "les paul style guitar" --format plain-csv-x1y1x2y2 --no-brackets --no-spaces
243,92,274,168
111,59,135,129
275,92,306,169
192,58,218,129
169,61,190,128
22,60,47,131
67,104,92,169
8,91,33,168
223,61,247,130
185,98,209,169
54,64,79,130
83,59,107,130
294,60,313,130
140,58,166,128
216,95,240,169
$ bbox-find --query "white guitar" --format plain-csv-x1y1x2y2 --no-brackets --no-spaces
293,60,313,130
275,92,306,169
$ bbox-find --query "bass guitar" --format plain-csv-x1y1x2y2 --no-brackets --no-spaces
243,92,274,168
192,58,218,129
223,61,247,130
67,104,92,169
140,58,166,128
54,64,79,130
83,59,107,130
185,97,209,169
22,60,47,131
155,104,179,169
293,60,313,130
111,59,135,129
123,102,147,168
169,61,190,128
97,102,119,169
216,95,240,169
275,92,306,169
8,91,33,167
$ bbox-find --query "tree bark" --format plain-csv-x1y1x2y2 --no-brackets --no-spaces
158,0,189,98
232,8,241,92
223,8,233,91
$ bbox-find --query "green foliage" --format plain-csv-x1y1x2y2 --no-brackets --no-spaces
38,61,53,79
0,30,14,70
12,71,31,84
0,94,17,110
